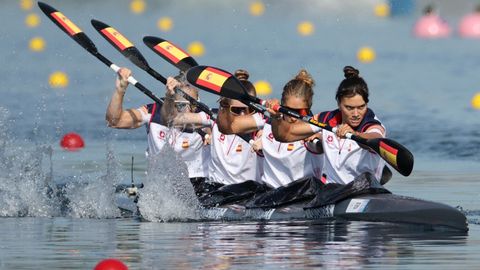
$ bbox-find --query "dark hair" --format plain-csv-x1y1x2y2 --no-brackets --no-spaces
235,69,256,97
335,66,369,104
219,69,256,106
423,4,434,15
281,69,315,108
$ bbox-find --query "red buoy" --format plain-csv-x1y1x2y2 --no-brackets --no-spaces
94,258,128,270
60,132,85,151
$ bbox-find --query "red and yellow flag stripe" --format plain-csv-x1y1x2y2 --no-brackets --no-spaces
51,12,82,36
379,141,398,168
101,27,133,51
154,41,189,64
196,67,231,93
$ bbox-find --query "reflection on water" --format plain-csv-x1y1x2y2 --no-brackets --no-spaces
0,218,471,270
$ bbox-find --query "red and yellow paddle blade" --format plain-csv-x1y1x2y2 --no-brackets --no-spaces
91,19,150,70
370,138,414,176
143,36,198,72
186,65,252,101
38,2,97,53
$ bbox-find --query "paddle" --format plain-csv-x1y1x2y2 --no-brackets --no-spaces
90,19,213,119
186,65,414,177
37,2,163,105
142,35,257,144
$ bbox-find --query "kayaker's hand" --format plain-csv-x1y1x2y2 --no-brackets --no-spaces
166,77,181,100
303,133,321,143
203,133,211,145
116,68,131,94
265,99,282,120
251,136,263,152
336,124,356,139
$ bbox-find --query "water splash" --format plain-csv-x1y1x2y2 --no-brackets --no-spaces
63,145,123,219
0,107,62,217
137,145,200,222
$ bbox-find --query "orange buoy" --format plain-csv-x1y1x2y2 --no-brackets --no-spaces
60,132,85,151
94,259,128,270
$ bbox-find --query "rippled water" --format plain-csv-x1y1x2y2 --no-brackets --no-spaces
1,0,480,269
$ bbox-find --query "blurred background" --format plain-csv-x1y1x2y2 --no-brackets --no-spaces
2,0,480,176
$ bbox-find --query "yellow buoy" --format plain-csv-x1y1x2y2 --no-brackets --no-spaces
157,17,173,32
49,71,69,88
374,3,390,18
297,21,315,36
357,46,376,63
29,37,45,52
471,92,480,110
187,41,205,57
20,0,34,11
130,0,146,14
254,80,272,96
250,1,265,16
25,13,40,28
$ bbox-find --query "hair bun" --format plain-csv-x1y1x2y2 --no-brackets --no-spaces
234,69,250,81
295,69,315,87
343,66,359,79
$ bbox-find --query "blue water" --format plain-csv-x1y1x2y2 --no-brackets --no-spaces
1,0,480,269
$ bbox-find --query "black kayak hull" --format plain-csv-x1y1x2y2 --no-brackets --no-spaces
116,192,468,232
198,193,468,231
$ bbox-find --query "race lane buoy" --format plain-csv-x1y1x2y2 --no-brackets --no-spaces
94,258,128,270
297,21,314,36
49,71,69,88
471,92,480,110
254,80,272,96
60,132,85,151
157,16,173,32
187,41,205,57
29,37,45,52
357,46,376,63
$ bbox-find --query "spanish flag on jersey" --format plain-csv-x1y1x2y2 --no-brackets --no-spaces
236,144,242,152
182,139,189,149
287,143,294,151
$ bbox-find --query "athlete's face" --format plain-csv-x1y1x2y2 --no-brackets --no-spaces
338,94,367,128
174,84,198,112
282,95,310,122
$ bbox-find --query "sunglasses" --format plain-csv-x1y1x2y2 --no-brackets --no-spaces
282,106,311,117
227,105,254,116
174,101,191,112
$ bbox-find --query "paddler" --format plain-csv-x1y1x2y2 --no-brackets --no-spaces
217,69,324,188
106,67,211,195
270,66,387,185
162,69,267,203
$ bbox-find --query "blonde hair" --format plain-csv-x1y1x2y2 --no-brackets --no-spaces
281,69,315,108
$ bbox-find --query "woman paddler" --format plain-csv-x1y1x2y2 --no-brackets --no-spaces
106,67,210,195
162,69,266,204
270,66,387,185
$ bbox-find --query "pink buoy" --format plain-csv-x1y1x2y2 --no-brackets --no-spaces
413,5,451,38
94,258,128,270
459,13,480,38
60,132,85,151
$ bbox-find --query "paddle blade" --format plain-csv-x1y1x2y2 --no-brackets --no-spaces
91,19,149,70
186,66,251,101
368,138,414,177
143,36,198,71
38,2,97,53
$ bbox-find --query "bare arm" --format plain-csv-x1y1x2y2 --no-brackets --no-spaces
105,68,144,129
217,106,260,135
160,77,178,126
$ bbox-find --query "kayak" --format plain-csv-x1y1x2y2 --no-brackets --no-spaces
116,189,468,232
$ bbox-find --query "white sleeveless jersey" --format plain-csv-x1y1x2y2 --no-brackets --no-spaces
321,129,386,184
139,105,210,178
260,123,323,188
207,123,259,185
